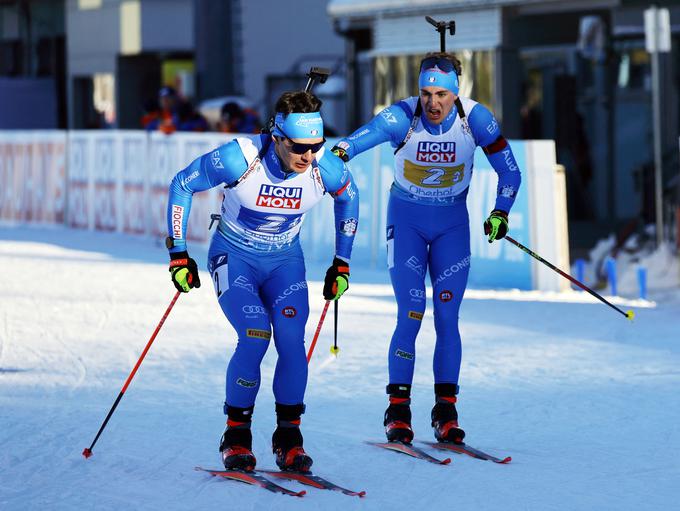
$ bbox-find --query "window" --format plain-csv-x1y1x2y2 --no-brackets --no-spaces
616,45,650,91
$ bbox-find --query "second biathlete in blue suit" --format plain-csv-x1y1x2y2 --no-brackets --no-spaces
333,52,521,445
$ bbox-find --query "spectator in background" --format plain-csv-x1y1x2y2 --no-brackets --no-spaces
218,102,261,134
140,98,161,130
153,86,181,134
144,86,208,134
177,100,209,132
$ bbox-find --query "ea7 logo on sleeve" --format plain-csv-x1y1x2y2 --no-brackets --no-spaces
416,142,456,163
211,150,224,169
256,185,302,209
380,108,398,124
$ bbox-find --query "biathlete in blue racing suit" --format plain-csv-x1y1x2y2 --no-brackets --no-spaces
332,52,521,445
166,91,358,471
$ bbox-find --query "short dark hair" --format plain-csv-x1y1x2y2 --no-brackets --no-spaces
159,86,177,98
422,52,462,76
275,91,322,115
221,102,243,120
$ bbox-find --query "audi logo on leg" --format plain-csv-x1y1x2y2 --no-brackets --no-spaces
242,305,266,315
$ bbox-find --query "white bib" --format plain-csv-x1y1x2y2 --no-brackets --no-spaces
393,97,478,201
218,137,326,252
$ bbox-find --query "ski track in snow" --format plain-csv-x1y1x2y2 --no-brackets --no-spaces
1,225,679,510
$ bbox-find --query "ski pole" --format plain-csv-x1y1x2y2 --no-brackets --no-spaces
330,300,340,356
82,290,182,458
306,300,331,363
504,235,634,321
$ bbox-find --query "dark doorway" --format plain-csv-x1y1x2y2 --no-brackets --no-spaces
117,54,162,129
72,76,102,129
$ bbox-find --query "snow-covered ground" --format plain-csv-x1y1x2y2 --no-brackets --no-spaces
1,225,679,510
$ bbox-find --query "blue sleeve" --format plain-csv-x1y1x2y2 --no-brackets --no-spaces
338,101,412,159
318,152,360,261
468,104,522,213
166,140,248,253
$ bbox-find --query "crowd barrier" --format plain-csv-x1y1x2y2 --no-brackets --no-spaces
0,130,568,291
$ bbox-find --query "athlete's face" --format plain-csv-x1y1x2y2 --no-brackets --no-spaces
419,86,456,125
274,136,324,173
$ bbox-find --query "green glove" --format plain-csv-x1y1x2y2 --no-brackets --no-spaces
330,145,349,163
483,210,509,243
323,257,350,300
169,251,201,293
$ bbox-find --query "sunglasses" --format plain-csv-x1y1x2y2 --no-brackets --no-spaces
277,131,326,154
420,57,457,74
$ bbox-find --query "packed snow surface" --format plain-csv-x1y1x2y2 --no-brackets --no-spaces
1,226,678,510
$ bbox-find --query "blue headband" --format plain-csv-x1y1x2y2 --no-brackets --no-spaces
272,112,324,139
419,66,459,95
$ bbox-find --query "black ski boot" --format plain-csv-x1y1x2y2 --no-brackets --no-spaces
272,403,313,472
431,383,465,444
219,405,256,471
384,383,414,444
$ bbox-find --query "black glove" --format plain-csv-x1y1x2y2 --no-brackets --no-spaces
330,145,349,163
169,251,201,292
323,257,350,300
483,210,509,243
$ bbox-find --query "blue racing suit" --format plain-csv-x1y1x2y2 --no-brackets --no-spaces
338,96,520,388
167,135,359,409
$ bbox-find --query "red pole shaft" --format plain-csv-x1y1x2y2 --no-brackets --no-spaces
120,291,180,393
306,300,331,364
83,291,181,458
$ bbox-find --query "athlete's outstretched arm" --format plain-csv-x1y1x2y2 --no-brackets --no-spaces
318,153,360,261
467,104,522,213
166,139,248,253
335,101,413,161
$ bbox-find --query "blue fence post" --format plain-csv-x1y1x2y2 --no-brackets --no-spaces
637,266,648,300
574,258,586,290
605,257,617,296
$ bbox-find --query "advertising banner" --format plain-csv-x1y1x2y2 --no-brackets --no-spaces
0,132,66,224
0,130,564,290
